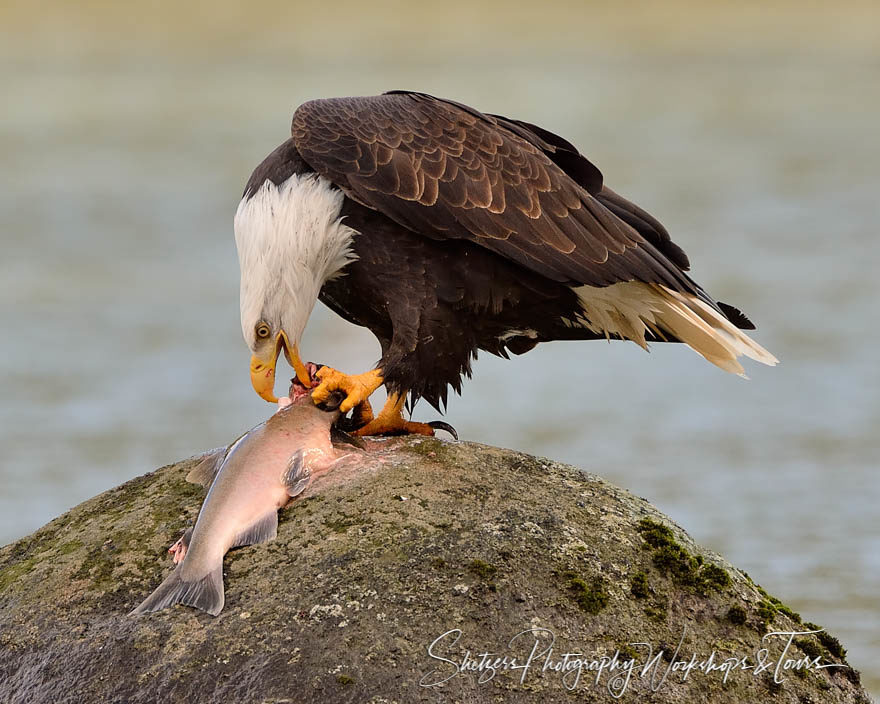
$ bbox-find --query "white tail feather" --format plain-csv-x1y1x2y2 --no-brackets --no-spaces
574,282,779,376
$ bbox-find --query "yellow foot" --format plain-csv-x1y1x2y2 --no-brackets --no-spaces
353,393,435,437
311,367,383,414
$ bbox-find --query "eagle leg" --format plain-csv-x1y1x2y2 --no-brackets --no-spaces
311,367,384,414
352,392,435,438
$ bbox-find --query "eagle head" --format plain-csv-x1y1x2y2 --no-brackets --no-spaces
233,173,357,403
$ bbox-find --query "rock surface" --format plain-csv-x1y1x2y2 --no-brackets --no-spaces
0,437,871,703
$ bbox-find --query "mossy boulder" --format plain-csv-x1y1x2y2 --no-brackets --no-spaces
0,438,870,703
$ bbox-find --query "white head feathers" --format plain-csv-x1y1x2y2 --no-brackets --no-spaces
233,174,358,349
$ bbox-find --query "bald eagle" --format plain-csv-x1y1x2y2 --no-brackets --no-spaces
235,91,777,436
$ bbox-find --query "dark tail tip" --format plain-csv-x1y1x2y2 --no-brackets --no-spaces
129,565,224,617
718,301,756,330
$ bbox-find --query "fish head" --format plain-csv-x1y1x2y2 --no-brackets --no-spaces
288,362,322,404
287,363,347,412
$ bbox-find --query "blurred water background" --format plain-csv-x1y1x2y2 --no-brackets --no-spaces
1,0,877,694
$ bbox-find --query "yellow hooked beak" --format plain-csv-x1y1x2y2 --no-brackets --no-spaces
249,331,313,403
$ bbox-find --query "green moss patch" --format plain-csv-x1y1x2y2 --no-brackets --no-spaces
630,571,650,599
0,556,39,593
792,629,849,675
637,519,677,548
795,638,823,660
54,540,84,556
560,570,609,614
644,605,667,622
756,586,802,623
636,519,731,595
468,559,499,591
726,605,747,625
757,599,778,628
815,631,846,660
468,559,497,580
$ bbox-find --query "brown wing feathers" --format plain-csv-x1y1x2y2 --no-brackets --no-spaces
292,92,699,297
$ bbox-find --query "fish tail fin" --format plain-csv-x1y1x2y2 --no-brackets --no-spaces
129,565,224,617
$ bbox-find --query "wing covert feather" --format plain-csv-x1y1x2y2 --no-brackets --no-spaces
292,92,696,293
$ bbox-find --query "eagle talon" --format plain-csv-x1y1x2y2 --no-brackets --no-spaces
427,420,458,440
351,399,375,428
351,391,437,438
311,367,383,414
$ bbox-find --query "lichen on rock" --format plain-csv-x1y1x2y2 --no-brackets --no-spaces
0,438,871,703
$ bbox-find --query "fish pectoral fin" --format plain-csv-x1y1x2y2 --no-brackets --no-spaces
129,564,225,617
283,449,312,498
284,446,363,499
231,511,279,549
185,446,227,487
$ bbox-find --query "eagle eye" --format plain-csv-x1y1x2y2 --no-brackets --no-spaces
255,323,271,339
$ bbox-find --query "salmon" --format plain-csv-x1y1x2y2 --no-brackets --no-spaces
130,378,353,616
